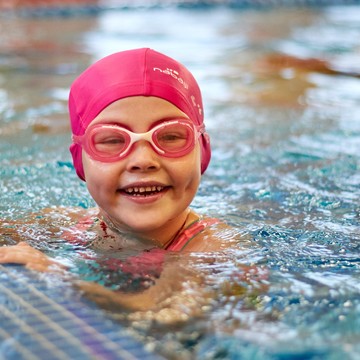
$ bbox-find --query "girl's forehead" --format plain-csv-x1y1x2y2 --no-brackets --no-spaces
90,96,189,130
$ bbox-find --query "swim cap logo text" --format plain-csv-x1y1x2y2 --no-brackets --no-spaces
191,95,202,116
153,67,203,116
153,67,189,89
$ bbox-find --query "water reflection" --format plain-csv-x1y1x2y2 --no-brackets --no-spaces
0,4,360,359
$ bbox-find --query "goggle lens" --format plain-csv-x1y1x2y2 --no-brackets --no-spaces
91,127,130,157
153,122,192,154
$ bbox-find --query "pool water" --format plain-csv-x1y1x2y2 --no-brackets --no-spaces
1,2,360,359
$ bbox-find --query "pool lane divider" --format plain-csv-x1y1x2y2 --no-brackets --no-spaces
0,264,164,360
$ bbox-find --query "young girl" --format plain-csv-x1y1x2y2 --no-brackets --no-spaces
0,48,248,316
68,47,221,251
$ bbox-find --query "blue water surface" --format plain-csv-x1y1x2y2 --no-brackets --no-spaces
0,2,359,359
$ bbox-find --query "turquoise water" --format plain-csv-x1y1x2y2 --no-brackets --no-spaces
1,3,360,359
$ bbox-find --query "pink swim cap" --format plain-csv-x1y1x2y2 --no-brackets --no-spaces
69,48,211,181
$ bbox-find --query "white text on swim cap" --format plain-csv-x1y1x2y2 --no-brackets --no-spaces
191,95,202,116
153,67,189,89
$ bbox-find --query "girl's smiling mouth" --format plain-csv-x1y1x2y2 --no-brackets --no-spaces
119,183,170,198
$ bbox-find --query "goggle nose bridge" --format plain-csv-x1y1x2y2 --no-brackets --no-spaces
124,128,166,155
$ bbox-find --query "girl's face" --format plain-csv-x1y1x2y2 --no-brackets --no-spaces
82,96,202,245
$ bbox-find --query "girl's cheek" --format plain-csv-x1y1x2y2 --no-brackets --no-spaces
83,156,120,182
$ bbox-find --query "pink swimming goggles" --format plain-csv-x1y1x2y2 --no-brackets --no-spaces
72,118,205,162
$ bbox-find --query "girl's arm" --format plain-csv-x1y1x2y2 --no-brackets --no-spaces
0,242,210,322
0,232,268,323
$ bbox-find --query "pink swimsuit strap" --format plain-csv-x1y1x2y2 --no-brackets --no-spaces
165,217,219,251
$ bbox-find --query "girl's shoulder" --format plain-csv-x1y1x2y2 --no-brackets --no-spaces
168,213,241,252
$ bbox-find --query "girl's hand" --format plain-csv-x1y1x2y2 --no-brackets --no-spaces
0,242,63,272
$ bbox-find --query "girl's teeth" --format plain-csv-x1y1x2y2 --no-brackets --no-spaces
125,186,164,194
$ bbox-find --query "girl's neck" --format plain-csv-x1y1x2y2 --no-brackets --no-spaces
98,208,198,249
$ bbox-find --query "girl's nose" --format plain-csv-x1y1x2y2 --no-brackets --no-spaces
125,141,161,172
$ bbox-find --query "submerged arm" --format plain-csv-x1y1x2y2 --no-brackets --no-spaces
0,226,268,322
0,242,211,322
76,262,206,313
